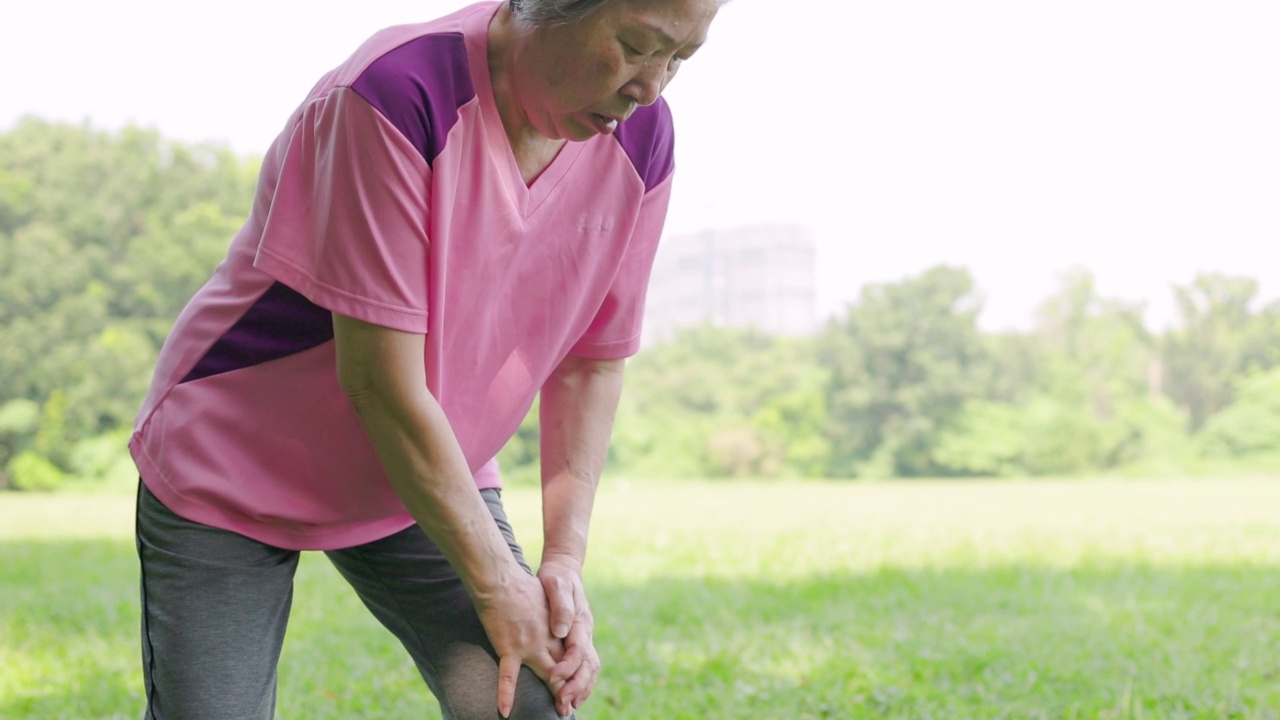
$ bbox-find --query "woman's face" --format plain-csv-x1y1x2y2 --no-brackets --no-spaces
514,0,720,141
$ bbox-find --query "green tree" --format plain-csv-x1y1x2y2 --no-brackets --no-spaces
934,270,1185,477
1197,368,1280,461
0,118,256,483
1244,299,1280,372
1030,269,1166,469
611,326,828,478
818,265,989,478
1163,273,1261,430
0,399,39,488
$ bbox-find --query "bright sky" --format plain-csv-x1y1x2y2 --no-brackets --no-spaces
4,0,1278,329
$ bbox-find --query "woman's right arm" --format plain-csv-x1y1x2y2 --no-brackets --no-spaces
332,312,562,718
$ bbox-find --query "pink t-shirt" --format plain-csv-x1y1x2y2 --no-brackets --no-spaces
130,1,674,550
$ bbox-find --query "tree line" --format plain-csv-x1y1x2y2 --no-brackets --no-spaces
0,118,1276,489
604,268,1279,481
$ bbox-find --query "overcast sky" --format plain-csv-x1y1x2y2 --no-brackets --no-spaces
4,0,1277,329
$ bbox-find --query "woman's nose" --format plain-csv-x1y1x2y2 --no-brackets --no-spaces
621,60,666,107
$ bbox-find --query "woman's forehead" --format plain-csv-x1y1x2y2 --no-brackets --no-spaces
608,0,720,39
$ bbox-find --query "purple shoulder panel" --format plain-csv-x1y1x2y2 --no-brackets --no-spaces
613,98,675,192
181,283,334,384
350,32,475,165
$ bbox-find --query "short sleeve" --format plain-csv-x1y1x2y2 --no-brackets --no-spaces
253,87,432,333
569,174,674,359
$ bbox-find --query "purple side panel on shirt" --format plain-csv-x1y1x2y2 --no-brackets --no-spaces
351,32,475,165
613,98,675,192
181,283,334,384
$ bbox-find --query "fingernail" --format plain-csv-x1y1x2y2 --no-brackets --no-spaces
554,623,569,638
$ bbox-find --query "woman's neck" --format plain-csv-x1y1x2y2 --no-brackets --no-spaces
487,6,566,182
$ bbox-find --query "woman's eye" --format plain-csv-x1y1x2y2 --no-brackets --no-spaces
619,40,643,57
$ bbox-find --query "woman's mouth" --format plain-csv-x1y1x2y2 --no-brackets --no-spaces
589,113,619,135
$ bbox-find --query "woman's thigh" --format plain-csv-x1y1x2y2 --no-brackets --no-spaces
325,489,567,720
136,481,300,720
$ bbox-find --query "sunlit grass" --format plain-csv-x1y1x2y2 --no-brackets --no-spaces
2,477,1278,718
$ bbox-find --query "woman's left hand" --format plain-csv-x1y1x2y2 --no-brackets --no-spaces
539,557,601,715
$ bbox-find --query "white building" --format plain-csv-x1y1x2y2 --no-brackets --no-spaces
642,224,817,346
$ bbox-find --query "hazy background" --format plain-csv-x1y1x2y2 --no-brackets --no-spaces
5,0,1277,330
3,7,1279,714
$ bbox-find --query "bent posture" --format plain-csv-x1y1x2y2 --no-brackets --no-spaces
130,0,722,717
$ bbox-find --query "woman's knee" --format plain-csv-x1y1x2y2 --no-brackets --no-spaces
437,663,566,720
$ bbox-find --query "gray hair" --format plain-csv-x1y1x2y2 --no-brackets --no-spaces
508,0,618,26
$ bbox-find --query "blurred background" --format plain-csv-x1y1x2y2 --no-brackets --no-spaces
1,0,1277,488
3,2,1279,718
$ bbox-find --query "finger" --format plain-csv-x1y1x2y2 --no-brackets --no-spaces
538,649,574,716
560,650,600,709
550,636,584,676
560,657,599,701
553,673,576,718
530,644,564,685
552,615,594,683
497,654,521,719
544,577,575,639
559,670,596,712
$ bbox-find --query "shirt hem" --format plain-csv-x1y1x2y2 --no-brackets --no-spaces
131,435,419,551
569,335,641,360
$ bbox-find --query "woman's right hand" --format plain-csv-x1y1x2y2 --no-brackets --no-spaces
475,569,567,718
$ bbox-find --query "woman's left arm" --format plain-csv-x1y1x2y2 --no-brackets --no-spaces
538,354,626,713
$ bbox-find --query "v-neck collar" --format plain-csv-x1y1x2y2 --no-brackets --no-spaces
463,3,585,219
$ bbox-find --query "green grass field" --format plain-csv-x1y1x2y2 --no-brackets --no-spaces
2,477,1278,719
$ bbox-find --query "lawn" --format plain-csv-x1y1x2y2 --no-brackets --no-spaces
2,477,1278,719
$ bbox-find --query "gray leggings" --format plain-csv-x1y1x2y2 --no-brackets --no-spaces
135,481,568,719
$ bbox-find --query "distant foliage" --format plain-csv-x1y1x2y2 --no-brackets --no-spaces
605,326,830,479
607,265,1278,480
1163,275,1267,430
0,119,1276,488
817,265,987,478
0,118,257,489
1196,368,1280,461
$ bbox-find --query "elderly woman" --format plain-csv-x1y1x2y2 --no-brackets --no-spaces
129,0,720,717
